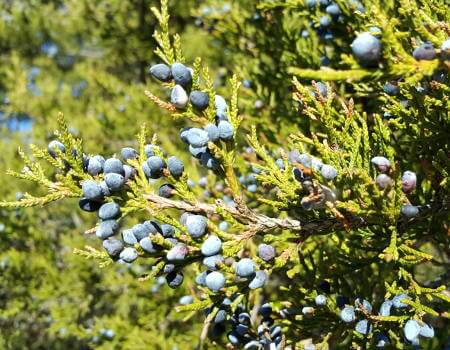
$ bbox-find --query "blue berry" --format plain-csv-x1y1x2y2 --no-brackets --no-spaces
302,306,315,315
195,271,207,286
147,156,166,176
186,128,210,148
189,145,206,158
259,303,272,317
392,293,411,308
321,164,337,180
326,3,341,16
218,221,229,232
401,171,417,193
161,224,175,237
201,235,222,256
235,258,255,277
121,147,137,160
413,42,436,61
378,299,392,316
248,270,267,289
218,120,234,140
441,38,450,59
401,204,419,218
142,162,152,177
205,271,226,292
144,144,156,157
102,239,124,257
214,95,228,113
319,15,331,27
143,220,160,234
149,63,172,82
166,271,184,288
190,90,209,111
79,198,102,212
383,82,400,96
132,223,150,240
82,180,103,200
179,295,193,305
214,309,227,323
103,158,124,175
355,298,372,313
374,333,389,347
315,294,327,306
139,237,157,253
204,124,220,142
247,184,257,193
235,323,249,335
376,174,392,189
159,183,175,198
123,165,136,180
227,331,240,345
99,181,110,196
171,85,189,109
275,158,285,169
200,152,218,169
122,229,137,245
351,32,382,65
371,156,391,172
185,214,208,238
404,319,420,341
355,319,372,335
96,220,118,239
166,243,188,261
167,156,184,177
119,247,138,263
171,63,192,87
48,140,65,158
104,173,125,191
340,306,355,322
419,322,434,338
98,202,121,220
202,254,224,270
258,244,276,261
87,157,103,176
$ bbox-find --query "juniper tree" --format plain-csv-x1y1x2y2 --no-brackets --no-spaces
1,0,449,350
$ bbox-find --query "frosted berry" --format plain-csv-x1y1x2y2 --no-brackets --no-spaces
144,144,156,157
166,271,184,288
48,140,66,158
392,293,411,308
96,220,118,240
404,319,420,341
376,174,392,189
321,164,337,180
200,152,218,169
189,145,206,158
204,123,220,142
401,171,417,193
166,243,189,261
103,158,124,175
139,237,157,253
248,270,267,289
171,63,192,87
340,306,355,322
171,85,189,109
235,258,255,277
123,165,136,180
98,202,121,220
419,322,434,338
201,235,222,256
383,82,400,96
202,254,224,270
355,319,372,335
326,3,341,16
190,90,209,111
161,224,175,237
205,271,226,292
119,247,138,263
104,173,125,191
258,244,276,261
122,229,137,245
378,299,392,316
185,214,208,238
218,120,234,140
102,239,124,258
186,128,209,148
401,204,419,218
82,180,103,200
371,156,390,172
79,198,102,212
351,32,382,65
121,147,137,160
87,157,103,176
149,63,172,82
167,156,184,177
159,183,175,198
412,42,436,61
315,294,327,306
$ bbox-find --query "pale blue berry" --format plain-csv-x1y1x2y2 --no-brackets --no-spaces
149,63,172,82
119,247,138,263
203,254,224,270
321,164,337,180
355,319,372,335
104,158,124,175
171,85,189,109
401,205,419,218
98,202,121,220
166,271,184,288
171,63,192,87
315,294,327,306
218,120,234,140
166,243,188,261
248,270,267,289
48,140,65,158
258,244,276,261
204,123,220,142
205,271,226,292
139,237,157,253
82,180,103,200
201,235,222,256
378,299,392,316
102,239,124,257
190,90,209,111
185,215,208,238
419,322,434,338
235,258,255,277
392,293,411,308
167,156,184,177
186,128,209,148
121,147,137,160
340,306,356,322
351,32,382,64
404,319,420,341
105,173,125,191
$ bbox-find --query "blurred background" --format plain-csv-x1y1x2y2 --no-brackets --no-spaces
0,1,225,349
